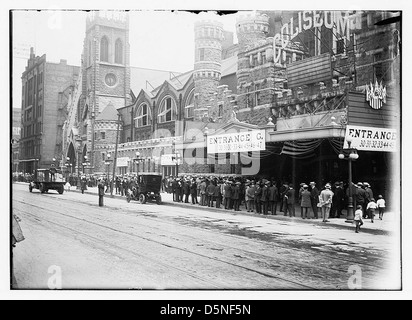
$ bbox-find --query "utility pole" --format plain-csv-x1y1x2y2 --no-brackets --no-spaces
111,113,121,196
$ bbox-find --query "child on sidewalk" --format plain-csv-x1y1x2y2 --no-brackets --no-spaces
377,195,386,220
366,198,377,223
354,205,364,233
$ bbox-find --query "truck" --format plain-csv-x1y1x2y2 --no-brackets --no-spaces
29,168,66,194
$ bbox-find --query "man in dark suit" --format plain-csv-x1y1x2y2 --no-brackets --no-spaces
285,184,296,217
309,182,320,219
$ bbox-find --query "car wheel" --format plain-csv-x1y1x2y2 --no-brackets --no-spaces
156,195,162,205
139,194,146,204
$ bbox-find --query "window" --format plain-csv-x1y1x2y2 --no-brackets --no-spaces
254,84,260,107
135,103,151,127
100,132,105,140
100,36,109,62
115,39,123,64
218,104,223,118
88,40,92,66
199,48,205,61
185,89,195,118
158,97,177,123
336,38,345,55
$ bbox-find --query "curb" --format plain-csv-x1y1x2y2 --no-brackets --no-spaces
15,182,394,236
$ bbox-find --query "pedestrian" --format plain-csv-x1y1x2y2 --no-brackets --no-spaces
190,179,198,204
268,181,278,215
224,180,232,209
183,178,190,203
280,182,289,214
300,184,312,219
377,195,386,220
207,180,216,207
81,176,87,194
214,179,223,209
261,181,270,215
309,182,319,219
65,181,71,192
355,182,368,218
366,198,377,223
354,205,364,233
254,182,262,214
285,184,296,217
232,182,241,211
246,182,255,213
98,179,105,207
331,181,345,218
320,183,334,222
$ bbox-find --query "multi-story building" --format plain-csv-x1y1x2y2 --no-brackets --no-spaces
60,10,400,208
12,108,21,173
19,48,79,173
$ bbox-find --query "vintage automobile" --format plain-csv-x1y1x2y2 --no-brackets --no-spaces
126,173,162,205
29,168,66,194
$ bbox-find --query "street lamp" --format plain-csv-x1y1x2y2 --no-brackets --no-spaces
82,155,90,174
171,140,181,177
338,135,359,222
133,151,143,174
65,157,72,181
203,127,210,173
105,153,113,193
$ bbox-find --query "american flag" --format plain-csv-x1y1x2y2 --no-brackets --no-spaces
366,81,387,109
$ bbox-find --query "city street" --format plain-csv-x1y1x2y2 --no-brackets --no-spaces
11,182,401,290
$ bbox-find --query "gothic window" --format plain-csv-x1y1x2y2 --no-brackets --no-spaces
199,48,205,61
100,36,109,62
115,39,123,64
185,89,195,118
135,103,151,127
158,96,177,123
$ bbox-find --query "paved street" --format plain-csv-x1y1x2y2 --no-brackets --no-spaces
11,182,401,290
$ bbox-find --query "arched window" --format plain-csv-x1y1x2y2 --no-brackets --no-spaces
158,97,177,123
185,89,195,118
134,103,151,127
100,36,109,62
115,39,123,64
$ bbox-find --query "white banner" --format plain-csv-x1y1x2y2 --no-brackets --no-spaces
344,125,397,152
207,130,266,154
116,157,130,167
161,154,176,166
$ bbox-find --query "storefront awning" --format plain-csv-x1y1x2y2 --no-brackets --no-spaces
268,125,344,143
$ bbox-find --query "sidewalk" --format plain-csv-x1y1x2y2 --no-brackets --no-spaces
18,182,398,235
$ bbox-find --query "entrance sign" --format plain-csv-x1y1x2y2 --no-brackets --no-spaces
273,11,361,63
207,130,266,154
344,125,397,152
161,154,176,166
116,157,130,167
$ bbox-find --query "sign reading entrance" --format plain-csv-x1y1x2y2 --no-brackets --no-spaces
207,130,266,154
344,125,397,152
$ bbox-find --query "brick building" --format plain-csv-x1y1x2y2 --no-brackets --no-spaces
19,48,79,173
60,10,400,208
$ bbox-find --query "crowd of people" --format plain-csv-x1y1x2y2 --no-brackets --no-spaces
159,176,387,222
17,170,387,225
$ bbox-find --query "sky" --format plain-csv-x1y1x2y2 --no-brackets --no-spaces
11,9,242,109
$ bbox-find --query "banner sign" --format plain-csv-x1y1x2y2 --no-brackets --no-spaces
344,125,397,152
161,154,176,166
273,11,361,63
116,157,130,167
207,130,266,154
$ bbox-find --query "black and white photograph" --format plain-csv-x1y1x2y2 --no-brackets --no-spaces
4,0,411,302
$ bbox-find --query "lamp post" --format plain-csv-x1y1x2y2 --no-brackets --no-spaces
133,151,143,175
105,154,113,189
171,140,181,177
338,136,359,222
203,126,209,173
82,155,90,174
65,157,72,182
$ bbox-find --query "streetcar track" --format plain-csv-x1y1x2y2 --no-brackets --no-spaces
14,199,317,289
14,194,390,276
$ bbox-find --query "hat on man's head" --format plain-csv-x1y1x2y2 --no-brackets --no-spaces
357,182,364,187
364,182,370,187
309,181,316,185
325,183,331,189
303,184,308,188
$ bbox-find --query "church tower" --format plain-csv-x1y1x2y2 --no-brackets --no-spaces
81,11,130,173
